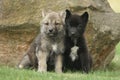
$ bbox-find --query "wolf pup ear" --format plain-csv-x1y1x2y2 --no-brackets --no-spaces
81,12,89,24
42,9,47,18
59,11,66,23
41,9,52,18
65,9,71,19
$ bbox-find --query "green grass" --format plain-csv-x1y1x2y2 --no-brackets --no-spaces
110,42,120,71
0,43,120,80
116,42,120,54
0,66,120,80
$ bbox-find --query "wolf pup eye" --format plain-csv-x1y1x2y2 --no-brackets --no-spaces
44,22,49,25
55,22,60,25
77,24,82,29
77,27,81,30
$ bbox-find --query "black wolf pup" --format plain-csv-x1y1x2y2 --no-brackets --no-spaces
64,10,92,73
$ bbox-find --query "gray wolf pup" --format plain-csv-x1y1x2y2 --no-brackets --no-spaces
18,10,66,73
64,9,92,73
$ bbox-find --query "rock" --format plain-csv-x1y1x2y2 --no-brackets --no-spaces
0,0,120,69
0,0,68,26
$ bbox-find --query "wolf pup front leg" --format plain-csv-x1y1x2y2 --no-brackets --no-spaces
55,54,63,73
36,50,48,72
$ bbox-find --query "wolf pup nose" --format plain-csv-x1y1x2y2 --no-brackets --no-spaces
49,29,53,33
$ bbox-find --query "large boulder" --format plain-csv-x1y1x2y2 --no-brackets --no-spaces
0,0,68,66
0,0,120,69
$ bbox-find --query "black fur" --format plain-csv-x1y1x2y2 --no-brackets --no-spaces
63,9,92,73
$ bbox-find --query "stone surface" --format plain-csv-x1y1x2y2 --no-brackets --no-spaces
0,0,120,69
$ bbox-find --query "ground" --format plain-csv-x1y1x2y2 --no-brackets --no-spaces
0,43,119,80
0,25,39,66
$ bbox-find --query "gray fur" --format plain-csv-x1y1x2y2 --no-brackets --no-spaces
36,11,66,73
18,10,66,73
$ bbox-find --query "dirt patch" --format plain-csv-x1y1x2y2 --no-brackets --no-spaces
0,24,39,67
